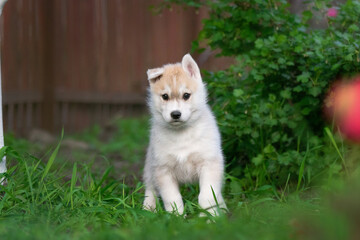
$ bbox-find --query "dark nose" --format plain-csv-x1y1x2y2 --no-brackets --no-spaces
171,111,181,120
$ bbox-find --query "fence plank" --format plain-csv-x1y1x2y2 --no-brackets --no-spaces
26,102,32,130
7,103,13,131
16,102,23,134
41,0,55,132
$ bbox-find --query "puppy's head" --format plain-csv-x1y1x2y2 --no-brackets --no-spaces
147,54,207,127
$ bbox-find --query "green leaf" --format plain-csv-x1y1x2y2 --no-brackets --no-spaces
297,72,311,83
331,62,342,71
293,86,303,92
348,24,359,33
278,58,286,64
301,107,311,115
309,87,321,97
254,74,264,81
302,10,313,22
269,94,276,102
345,53,353,61
280,89,291,99
294,46,303,53
271,132,281,143
252,154,264,166
233,89,244,97
264,144,275,154
255,39,264,49
278,153,291,165
276,34,287,44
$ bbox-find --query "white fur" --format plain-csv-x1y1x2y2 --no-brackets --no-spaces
147,68,164,81
143,54,227,215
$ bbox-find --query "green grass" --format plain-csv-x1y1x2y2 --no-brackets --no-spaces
0,117,358,239
71,116,149,163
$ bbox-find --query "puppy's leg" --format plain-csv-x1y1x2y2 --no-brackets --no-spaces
143,184,157,211
143,154,157,211
198,161,227,216
155,169,184,215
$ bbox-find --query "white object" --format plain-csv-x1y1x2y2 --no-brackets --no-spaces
143,54,227,216
0,0,7,178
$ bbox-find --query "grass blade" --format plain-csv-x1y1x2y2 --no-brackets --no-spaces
297,156,306,192
41,129,64,183
0,146,8,160
297,140,309,192
70,162,77,209
24,161,35,203
95,167,112,192
325,127,348,175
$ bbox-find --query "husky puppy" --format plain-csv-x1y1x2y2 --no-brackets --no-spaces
143,54,226,215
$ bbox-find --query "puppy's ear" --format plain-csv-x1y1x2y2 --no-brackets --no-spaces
147,68,164,84
182,53,201,81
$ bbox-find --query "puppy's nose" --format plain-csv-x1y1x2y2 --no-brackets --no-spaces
171,111,181,120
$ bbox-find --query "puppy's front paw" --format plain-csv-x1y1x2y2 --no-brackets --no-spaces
164,201,184,215
143,195,157,211
198,192,227,217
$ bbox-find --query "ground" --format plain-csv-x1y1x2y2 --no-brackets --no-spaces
0,116,359,240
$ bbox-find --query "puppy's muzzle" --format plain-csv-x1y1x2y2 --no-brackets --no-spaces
170,111,181,120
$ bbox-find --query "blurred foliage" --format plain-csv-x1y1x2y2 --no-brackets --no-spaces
4,133,35,154
72,117,149,163
161,0,360,188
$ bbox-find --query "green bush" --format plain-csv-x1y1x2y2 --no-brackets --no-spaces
162,0,360,188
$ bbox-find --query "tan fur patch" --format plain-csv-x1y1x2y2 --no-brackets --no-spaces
150,64,198,99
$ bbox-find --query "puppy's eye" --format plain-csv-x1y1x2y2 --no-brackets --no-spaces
183,93,191,100
162,94,169,101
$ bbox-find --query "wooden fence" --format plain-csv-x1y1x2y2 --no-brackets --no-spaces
1,0,216,135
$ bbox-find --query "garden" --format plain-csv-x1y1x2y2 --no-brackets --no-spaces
1,0,360,239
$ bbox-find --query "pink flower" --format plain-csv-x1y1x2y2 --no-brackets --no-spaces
327,8,338,18
324,77,360,143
